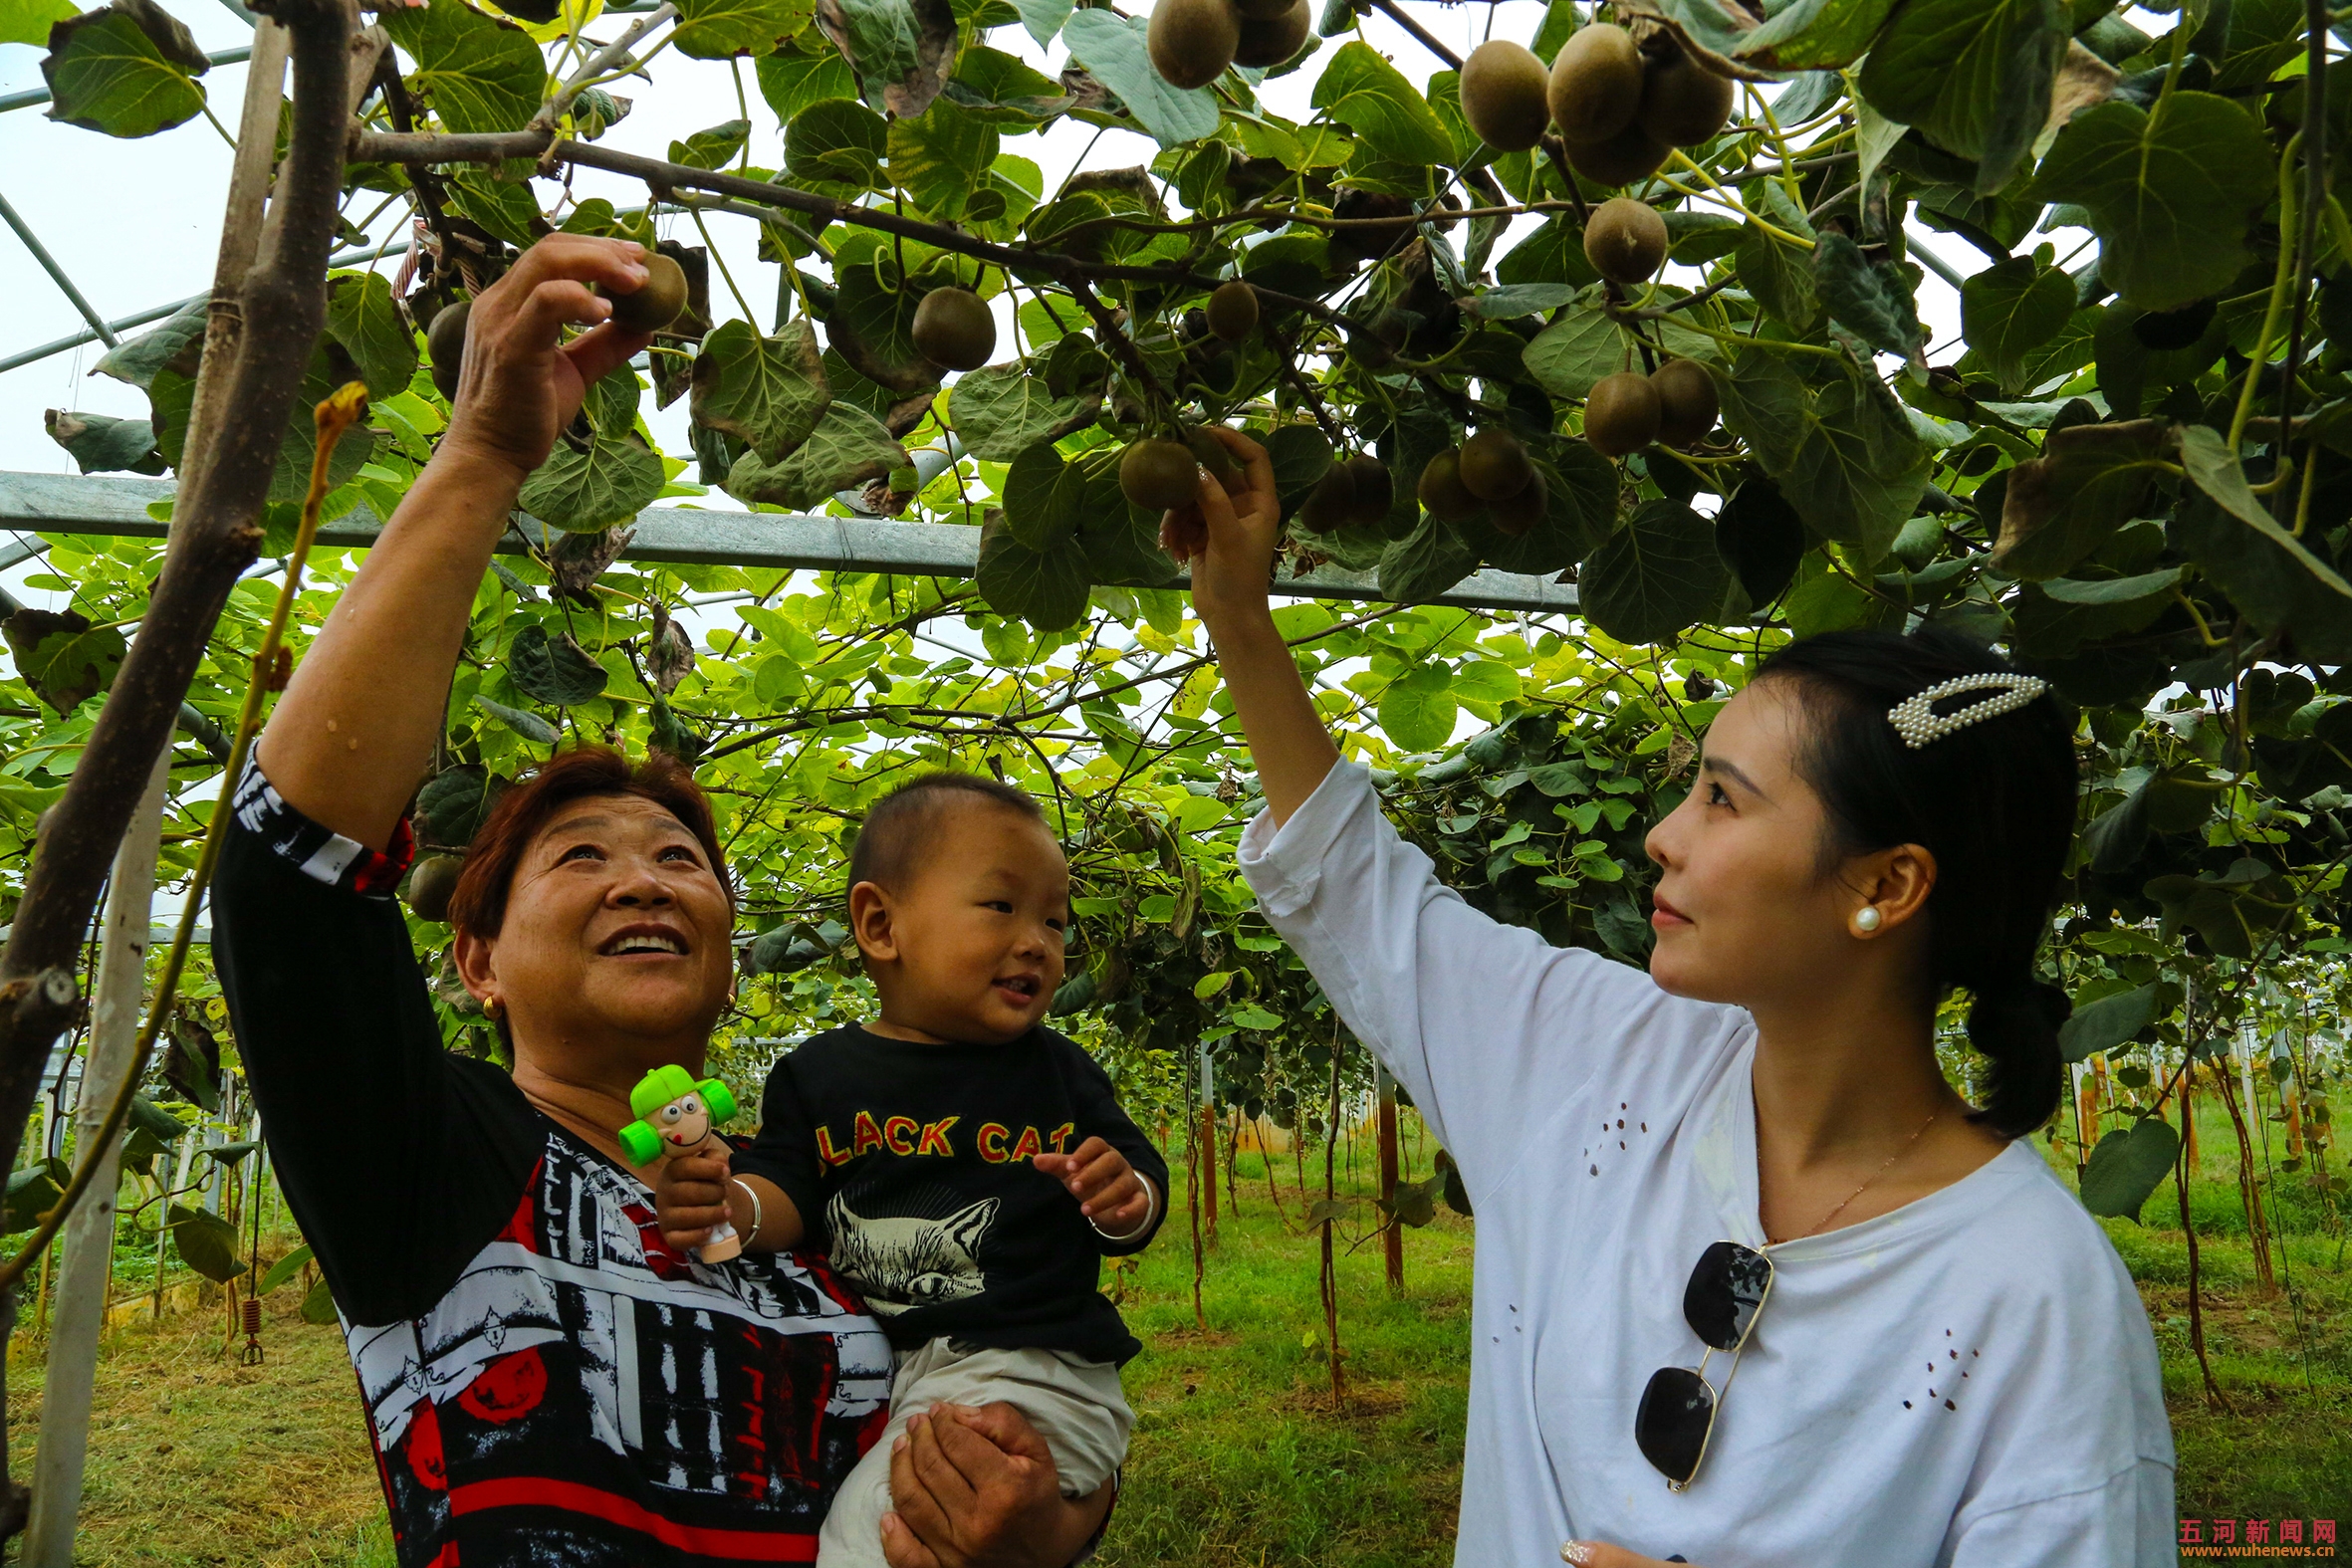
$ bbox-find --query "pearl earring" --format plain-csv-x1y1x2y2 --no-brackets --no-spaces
1853,906,1882,934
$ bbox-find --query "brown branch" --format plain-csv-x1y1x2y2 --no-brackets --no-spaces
0,0,352,1215
1069,282,1174,413
1366,0,1458,69
1046,194,1597,242
532,1,676,133
351,129,1360,331
1267,322,1346,446
369,51,475,288
705,604,1400,763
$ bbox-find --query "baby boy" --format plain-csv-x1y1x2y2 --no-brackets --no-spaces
654,772,1166,1567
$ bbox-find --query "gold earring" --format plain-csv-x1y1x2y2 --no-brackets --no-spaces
483,994,504,1019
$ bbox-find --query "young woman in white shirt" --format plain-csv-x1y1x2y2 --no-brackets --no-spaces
1160,429,2176,1567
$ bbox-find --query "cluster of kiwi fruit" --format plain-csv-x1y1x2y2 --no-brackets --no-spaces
1549,23,1735,184
1147,0,1312,90
1417,429,1546,536
423,247,689,404
1586,358,1718,457
1114,420,1396,538
1445,21,1734,179
1558,195,1718,457
1295,451,1396,533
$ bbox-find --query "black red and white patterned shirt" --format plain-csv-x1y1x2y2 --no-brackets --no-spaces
213,760,892,1566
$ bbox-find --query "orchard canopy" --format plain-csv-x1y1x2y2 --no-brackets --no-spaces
4,0,2352,1212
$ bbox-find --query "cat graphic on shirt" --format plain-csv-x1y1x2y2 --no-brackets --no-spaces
825,1192,998,1316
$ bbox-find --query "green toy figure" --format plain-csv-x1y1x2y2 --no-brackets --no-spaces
619,1064,744,1262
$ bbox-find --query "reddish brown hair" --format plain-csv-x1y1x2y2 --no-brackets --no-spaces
445,747,735,939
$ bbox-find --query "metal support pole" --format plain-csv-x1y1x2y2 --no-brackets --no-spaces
0,192,118,348
22,748,168,1565
153,1131,192,1321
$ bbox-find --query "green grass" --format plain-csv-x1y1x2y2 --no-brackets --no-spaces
5,1112,2346,1563
1102,1141,1473,1568
4,1287,386,1565
2079,1109,2352,1525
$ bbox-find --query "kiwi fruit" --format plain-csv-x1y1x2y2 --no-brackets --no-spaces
1148,0,1240,91
1460,40,1550,153
1489,468,1547,538
406,854,465,924
912,286,997,370
427,299,470,403
1121,438,1204,510
1547,23,1644,146
1458,428,1533,502
1585,371,1662,457
1296,465,1356,533
1584,197,1669,285
1330,189,1417,265
1232,0,1291,18
1417,448,1482,521
1342,453,1393,526
1562,121,1672,186
1650,357,1720,448
1638,44,1735,147
599,250,688,334
1232,0,1309,66
1206,280,1260,341
1186,424,1246,493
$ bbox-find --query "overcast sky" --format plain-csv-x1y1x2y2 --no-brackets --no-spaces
0,0,2001,615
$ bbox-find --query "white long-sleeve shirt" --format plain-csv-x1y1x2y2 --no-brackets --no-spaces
1238,762,2177,1568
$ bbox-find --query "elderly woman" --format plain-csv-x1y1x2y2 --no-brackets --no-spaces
212,236,1111,1567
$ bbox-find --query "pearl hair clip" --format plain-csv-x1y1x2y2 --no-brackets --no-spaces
1886,673,2047,750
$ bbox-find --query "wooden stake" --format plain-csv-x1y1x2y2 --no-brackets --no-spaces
1320,1035,1344,1410
1222,1107,1241,1220
1185,1096,1205,1333
1199,1103,1219,1245
1376,1063,1402,1295
1197,1043,1216,1245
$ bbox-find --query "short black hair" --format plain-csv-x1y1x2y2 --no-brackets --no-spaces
846,773,1048,900
1754,626,2078,1140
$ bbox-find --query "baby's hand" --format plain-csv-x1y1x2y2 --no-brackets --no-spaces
1033,1137,1152,1237
650,1149,733,1252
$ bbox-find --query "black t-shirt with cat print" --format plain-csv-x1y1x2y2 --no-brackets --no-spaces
733,1024,1168,1366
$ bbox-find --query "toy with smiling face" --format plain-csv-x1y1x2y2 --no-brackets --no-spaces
619,1064,744,1262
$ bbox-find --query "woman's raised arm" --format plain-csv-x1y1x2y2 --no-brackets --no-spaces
1167,431,1735,1203
260,236,655,849
1161,428,1339,827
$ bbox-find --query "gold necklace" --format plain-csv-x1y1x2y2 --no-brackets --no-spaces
1766,1110,1941,1245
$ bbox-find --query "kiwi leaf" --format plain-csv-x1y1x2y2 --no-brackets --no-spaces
508,624,610,706
1579,500,1728,644
689,320,833,462
979,514,1094,629
952,364,1099,460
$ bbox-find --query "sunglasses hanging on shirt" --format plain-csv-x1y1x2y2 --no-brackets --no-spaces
1634,1239,1774,1489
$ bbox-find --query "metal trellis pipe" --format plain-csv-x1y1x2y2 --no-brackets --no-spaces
0,470,1586,615
0,236,412,377
0,192,118,348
